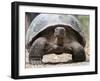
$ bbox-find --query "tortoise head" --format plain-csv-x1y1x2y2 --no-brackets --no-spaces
54,27,66,39
54,27,66,46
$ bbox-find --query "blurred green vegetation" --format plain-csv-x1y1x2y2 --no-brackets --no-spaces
77,15,89,41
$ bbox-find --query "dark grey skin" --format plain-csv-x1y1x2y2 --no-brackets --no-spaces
29,27,86,65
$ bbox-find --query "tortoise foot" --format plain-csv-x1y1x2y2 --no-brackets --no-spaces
72,51,86,62
29,58,43,65
72,46,86,62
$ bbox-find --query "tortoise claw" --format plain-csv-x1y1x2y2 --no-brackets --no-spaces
29,59,43,65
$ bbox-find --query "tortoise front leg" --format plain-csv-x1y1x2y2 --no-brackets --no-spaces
70,42,86,62
29,37,48,65
64,42,86,62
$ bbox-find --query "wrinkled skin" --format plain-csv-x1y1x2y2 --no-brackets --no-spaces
29,27,86,65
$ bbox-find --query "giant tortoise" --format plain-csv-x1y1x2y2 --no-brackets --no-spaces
26,14,86,65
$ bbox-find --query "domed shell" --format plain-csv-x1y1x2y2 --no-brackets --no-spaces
26,14,86,47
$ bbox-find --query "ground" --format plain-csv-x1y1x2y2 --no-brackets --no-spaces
25,44,90,68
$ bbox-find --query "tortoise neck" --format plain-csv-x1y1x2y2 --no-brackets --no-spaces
56,37,64,46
